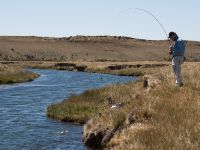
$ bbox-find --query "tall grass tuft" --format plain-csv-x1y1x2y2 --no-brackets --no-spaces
47,88,108,124
47,62,200,149
0,65,39,84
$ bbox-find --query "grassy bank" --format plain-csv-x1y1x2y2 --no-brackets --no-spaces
20,61,169,77
107,63,200,149
0,64,39,84
47,87,109,124
47,62,200,149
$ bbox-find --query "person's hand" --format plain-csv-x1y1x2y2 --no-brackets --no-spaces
169,45,173,55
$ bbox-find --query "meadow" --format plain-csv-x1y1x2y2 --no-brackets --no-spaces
47,62,200,149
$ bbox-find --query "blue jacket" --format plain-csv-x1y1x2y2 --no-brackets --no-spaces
172,38,185,57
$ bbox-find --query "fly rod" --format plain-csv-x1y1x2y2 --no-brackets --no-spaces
119,8,168,39
135,8,168,39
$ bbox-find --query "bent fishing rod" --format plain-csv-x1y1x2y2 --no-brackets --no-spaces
135,8,168,39
119,8,169,39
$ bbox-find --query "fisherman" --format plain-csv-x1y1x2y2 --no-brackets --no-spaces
168,32,185,87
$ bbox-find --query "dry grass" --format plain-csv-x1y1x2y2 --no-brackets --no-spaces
108,62,200,150
47,62,200,149
16,61,169,76
0,64,39,84
47,88,109,124
0,36,200,62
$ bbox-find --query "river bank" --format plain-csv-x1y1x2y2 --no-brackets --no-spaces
1,35,199,149
1,69,120,149
0,60,170,76
0,64,39,84
47,62,200,149
1,61,199,149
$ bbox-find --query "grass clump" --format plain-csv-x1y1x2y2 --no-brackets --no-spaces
47,88,108,124
112,110,126,130
47,62,200,149
0,65,39,84
108,62,200,150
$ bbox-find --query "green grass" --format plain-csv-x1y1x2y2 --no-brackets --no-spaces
0,70,39,84
47,62,200,149
112,110,126,130
47,88,108,124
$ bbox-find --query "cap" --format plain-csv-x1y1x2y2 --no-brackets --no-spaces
168,32,176,38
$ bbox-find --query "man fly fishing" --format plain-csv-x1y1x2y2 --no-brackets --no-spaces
121,8,186,87
168,32,186,87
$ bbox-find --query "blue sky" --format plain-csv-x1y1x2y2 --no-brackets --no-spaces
0,0,199,40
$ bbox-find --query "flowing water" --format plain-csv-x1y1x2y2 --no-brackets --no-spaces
0,69,135,150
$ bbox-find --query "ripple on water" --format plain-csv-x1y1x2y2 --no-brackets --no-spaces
0,69,135,149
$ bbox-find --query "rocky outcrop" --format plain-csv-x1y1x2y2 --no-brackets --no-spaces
83,129,107,149
83,127,117,150
83,107,153,149
82,74,160,149
54,63,87,71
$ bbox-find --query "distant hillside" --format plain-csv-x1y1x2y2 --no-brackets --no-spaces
0,36,199,61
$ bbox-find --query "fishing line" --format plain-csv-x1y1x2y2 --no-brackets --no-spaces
135,8,168,39
119,8,168,39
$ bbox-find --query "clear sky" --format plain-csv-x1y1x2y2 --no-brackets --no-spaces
0,0,199,41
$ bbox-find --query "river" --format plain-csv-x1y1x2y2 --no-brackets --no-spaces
0,69,135,150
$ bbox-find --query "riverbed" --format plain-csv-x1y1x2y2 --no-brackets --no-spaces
0,69,135,150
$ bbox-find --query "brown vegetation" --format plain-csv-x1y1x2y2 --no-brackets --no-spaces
47,62,200,149
107,62,200,150
0,64,39,84
0,36,200,62
1,35,199,149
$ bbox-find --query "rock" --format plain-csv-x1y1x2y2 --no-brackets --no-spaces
83,128,116,149
57,129,69,135
106,65,130,70
111,102,124,109
75,64,87,71
111,105,118,109
143,79,149,88
83,119,116,149
83,129,107,149
55,62,76,67
54,63,87,71
101,130,115,146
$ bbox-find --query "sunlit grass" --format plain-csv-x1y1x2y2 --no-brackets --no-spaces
47,62,200,149
47,88,108,124
108,62,200,149
0,65,39,84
